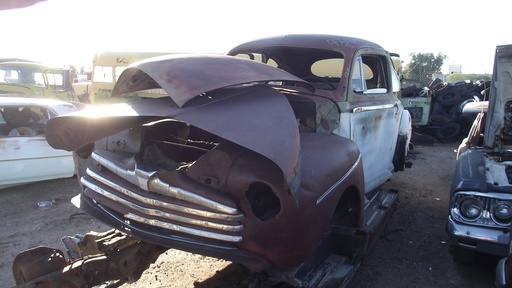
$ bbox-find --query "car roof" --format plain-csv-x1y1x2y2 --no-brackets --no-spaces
227,34,388,56
0,96,74,108
0,61,70,71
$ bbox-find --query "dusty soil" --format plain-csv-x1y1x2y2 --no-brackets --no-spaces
0,141,501,288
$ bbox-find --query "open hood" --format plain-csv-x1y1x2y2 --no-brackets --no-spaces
485,45,512,148
46,55,306,193
112,54,313,107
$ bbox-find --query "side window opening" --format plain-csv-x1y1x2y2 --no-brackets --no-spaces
0,68,20,83
351,55,389,94
46,71,64,90
351,57,367,92
0,106,49,136
93,66,114,83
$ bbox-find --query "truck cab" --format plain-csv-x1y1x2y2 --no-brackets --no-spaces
0,61,77,102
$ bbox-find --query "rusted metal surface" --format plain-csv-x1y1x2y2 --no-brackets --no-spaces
226,34,410,192
228,34,388,103
46,85,302,193
26,34,410,286
112,54,313,107
12,230,164,288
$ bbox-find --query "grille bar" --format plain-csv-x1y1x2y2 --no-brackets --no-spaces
82,176,244,242
92,151,240,215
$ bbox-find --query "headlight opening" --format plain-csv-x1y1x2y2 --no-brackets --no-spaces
453,194,512,226
457,196,483,221
491,201,512,225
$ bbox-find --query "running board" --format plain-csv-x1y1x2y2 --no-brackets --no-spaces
286,189,399,287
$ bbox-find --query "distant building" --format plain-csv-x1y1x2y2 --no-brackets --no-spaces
447,64,462,74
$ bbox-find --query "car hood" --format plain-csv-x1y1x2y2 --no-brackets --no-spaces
45,55,311,194
485,45,512,147
112,54,313,107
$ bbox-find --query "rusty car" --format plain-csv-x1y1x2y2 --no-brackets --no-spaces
12,34,412,287
447,44,512,264
0,97,77,189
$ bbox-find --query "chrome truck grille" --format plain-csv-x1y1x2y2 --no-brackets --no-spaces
81,151,245,244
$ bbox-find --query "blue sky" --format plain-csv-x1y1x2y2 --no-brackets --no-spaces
1,0,508,74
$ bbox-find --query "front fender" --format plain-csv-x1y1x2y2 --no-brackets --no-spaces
399,109,412,144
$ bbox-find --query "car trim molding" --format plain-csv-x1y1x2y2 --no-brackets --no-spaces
352,103,396,113
316,154,361,204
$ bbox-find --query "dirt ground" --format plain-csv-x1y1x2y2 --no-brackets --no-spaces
0,141,501,288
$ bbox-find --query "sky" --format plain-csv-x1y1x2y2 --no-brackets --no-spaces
0,0,509,74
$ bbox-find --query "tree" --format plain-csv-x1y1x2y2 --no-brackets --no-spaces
403,52,447,85
446,73,490,82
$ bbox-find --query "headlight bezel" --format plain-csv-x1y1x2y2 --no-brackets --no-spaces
451,192,512,227
457,196,483,222
491,201,512,225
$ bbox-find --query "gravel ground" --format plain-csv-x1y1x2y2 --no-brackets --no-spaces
0,141,501,287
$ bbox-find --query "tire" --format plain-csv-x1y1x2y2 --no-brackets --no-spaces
393,135,408,172
436,123,461,143
429,113,451,126
449,95,479,117
452,246,476,264
401,84,418,97
452,80,474,93
432,81,450,94
428,78,443,88
436,89,461,106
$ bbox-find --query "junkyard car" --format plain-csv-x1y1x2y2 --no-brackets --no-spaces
447,44,512,264
30,34,411,286
0,97,77,189
0,61,78,102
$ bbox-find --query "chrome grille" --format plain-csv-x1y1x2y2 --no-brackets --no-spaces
81,151,245,243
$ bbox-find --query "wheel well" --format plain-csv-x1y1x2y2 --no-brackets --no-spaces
329,186,364,258
331,186,362,228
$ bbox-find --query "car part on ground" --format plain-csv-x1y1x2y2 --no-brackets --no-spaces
12,229,165,287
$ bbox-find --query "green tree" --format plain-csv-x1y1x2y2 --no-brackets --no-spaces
404,52,447,85
446,73,491,82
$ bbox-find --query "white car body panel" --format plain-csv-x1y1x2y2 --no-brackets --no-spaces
0,136,74,189
0,97,78,189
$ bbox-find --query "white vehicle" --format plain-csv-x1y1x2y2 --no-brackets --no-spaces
0,97,78,189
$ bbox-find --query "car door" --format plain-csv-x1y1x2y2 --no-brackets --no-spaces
334,53,403,194
0,105,75,189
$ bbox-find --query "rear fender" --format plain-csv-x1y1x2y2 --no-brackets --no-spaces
393,109,412,171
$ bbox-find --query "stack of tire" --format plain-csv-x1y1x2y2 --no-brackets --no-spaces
402,78,491,143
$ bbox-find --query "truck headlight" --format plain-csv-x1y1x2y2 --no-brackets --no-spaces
458,197,483,220
491,202,512,225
